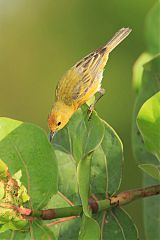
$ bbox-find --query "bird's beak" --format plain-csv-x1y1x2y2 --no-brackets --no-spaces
49,131,56,142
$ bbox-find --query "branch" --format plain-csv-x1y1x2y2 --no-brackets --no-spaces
3,185,158,221
29,184,160,220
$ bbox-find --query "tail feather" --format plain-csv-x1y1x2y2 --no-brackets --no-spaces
105,27,132,53
75,27,132,72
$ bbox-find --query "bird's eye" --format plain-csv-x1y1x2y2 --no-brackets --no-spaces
57,122,61,126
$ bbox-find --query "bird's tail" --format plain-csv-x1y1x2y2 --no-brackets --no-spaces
104,27,132,53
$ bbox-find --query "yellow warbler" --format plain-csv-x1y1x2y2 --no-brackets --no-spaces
48,28,131,140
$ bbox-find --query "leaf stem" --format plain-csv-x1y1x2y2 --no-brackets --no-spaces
58,191,75,206
46,216,79,227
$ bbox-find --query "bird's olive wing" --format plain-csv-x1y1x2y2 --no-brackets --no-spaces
55,67,92,105
56,48,107,105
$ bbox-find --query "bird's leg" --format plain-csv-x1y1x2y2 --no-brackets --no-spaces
88,88,106,120
94,88,106,105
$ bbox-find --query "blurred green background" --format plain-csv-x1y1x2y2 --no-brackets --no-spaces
0,0,156,238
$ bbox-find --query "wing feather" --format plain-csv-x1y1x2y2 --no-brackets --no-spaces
56,28,131,105
56,48,108,105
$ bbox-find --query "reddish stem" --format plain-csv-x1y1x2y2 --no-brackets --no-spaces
46,216,79,227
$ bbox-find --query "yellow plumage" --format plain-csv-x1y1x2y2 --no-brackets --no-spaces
48,28,132,139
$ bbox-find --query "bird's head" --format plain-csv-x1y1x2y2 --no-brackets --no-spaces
48,101,74,141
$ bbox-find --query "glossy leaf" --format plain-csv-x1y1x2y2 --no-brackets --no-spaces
77,154,93,217
77,118,124,238
143,175,160,240
54,105,104,163
46,194,81,239
53,107,104,238
0,222,55,240
53,106,127,239
58,218,81,240
54,107,104,203
1,231,23,239
78,215,100,240
0,118,58,209
91,121,123,198
132,52,153,93
97,208,138,240
132,55,160,239
0,159,8,179
132,55,160,165
137,91,160,161
145,1,160,54
26,221,56,240
139,164,160,181
83,112,104,157
55,150,79,204
0,181,5,200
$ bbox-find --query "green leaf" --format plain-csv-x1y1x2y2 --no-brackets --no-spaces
77,155,92,217
58,218,81,240
46,192,81,239
0,231,13,240
73,120,123,239
0,221,56,240
55,150,79,204
26,221,56,240
143,175,160,240
145,1,160,54
137,91,160,161
132,55,160,239
53,106,124,239
75,109,104,218
79,215,100,240
54,107,104,238
91,121,123,197
139,164,160,181
0,222,18,234
0,118,58,209
98,208,139,240
0,159,8,179
54,106,122,201
13,170,22,181
54,105,104,163
132,52,153,93
0,159,30,233
83,111,105,157
0,210,27,233
54,106,104,204
0,181,5,200
0,231,28,240
132,55,160,165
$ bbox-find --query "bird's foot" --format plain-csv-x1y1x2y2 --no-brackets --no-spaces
88,104,94,120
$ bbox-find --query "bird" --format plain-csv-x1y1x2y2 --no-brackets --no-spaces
48,28,132,141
